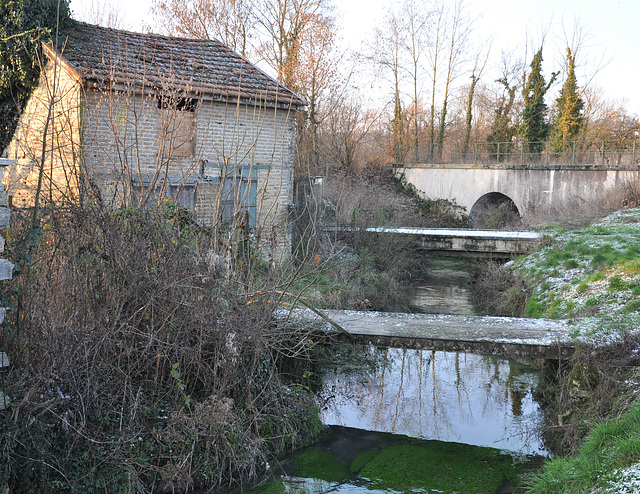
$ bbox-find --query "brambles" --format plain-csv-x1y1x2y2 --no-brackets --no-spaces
0,203,322,492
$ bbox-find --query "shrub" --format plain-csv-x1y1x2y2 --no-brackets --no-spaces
0,204,321,492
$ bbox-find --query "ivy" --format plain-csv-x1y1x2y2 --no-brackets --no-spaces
0,0,71,152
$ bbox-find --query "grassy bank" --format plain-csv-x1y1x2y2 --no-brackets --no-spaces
474,207,640,492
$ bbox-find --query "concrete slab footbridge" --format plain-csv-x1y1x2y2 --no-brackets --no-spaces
288,309,573,359
327,226,543,257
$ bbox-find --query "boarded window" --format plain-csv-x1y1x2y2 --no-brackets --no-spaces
158,97,195,160
132,182,197,211
220,166,257,227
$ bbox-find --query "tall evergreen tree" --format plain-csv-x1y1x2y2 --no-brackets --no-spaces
521,47,557,156
550,48,584,154
487,76,517,161
0,0,71,153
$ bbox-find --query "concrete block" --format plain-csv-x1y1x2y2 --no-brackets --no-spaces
0,208,9,230
0,260,13,281
0,391,10,410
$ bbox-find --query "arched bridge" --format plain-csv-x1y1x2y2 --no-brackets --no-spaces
398,162,639,224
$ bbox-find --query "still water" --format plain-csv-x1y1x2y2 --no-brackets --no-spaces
248,259,547,493
409,258,476,315
319,346,546,456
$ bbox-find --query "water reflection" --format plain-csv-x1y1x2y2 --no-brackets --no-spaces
410,259,476,315
319,347,546,455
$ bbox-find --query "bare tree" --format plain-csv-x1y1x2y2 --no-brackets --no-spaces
252,0,333,91
367,7,407,163
434,0,473,159
461,44,490,156
151,0,255,57
72,0,128,29
320,90,385,174
293,12,342,172
401,0,431,164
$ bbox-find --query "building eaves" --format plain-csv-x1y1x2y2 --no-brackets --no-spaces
52,21,306,110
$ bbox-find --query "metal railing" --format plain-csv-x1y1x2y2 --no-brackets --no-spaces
396,140,640,169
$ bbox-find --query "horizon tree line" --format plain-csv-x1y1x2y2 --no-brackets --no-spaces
3,0,639,175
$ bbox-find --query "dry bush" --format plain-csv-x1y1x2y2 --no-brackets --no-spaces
521,194,621,231
471,260,530,317
322,170,426,229
0,204,322,493
621,177,640,208
536,333,640,455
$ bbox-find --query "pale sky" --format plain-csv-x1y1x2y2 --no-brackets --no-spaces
68,0,640,116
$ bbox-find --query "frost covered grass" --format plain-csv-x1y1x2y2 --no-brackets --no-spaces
508,208,640,340
526,404,640,493
521,208,640,493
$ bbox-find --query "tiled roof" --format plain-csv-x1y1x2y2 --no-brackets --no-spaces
54,22,305,109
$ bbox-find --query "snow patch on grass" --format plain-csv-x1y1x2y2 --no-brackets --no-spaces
600,463,640,493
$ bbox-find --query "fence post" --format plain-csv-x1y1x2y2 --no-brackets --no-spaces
572,141,576,166
453,142,457,164
601,141,605,165
546,141,549,166
474,143,478,164
497,142,500,164
633,140,636,165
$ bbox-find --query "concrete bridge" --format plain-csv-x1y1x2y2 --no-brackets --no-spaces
397,162,639,225
327,226,543,257
287,309,573,359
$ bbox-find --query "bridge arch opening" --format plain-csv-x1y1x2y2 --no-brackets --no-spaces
470,192,520,229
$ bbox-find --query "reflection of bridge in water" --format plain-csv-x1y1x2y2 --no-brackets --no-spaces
396,141,640,225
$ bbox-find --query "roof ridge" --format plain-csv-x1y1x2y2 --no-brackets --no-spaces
55,21,306,109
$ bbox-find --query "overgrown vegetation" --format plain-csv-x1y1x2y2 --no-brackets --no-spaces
0,0,71,151
291,171,469,312
474,208,640,321
392,173,469,228
472,205,640,491
0,204,324,493
526,402,640,493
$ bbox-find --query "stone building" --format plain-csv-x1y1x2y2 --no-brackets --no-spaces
3,22,306,259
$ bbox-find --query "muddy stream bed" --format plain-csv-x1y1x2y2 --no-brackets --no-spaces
249,259,548,494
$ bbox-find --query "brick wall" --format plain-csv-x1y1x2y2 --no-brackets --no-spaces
83,91,297,259
4,59,299,260
4,62,82,207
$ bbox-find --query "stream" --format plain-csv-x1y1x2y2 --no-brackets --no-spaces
250,259,548,494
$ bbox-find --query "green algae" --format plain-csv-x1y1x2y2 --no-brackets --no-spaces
293,448,351,482
247,430,540,494
355,440,521,493
350,448,379,474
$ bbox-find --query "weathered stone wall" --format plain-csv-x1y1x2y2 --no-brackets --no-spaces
4,62,81,207
4,59,298,259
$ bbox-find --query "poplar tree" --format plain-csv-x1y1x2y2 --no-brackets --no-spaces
487,76,517,161
0,0,71,152
521,47,557,156
550,48,584,154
